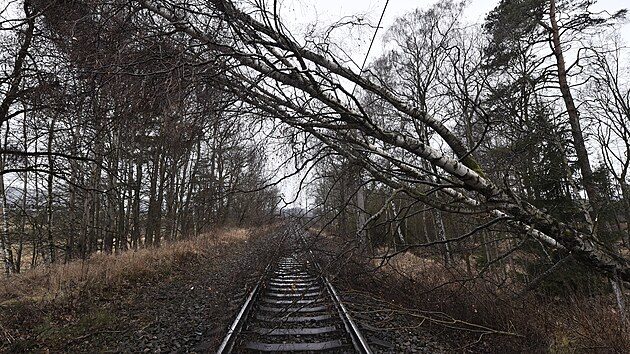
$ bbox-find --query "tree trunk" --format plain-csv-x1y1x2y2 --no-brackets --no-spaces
116,159,128,252
17,153,27,273
32,126,40,268
0,179,11,274
145,155,160,246
103,147,117,254
90,148,103,254
153,154,167,247
390,200,406,245
66,124,81,261
433,208,451,266
356,182,368,247
0,120,15,274
549,0,601,217
620,183,630,246
46,118,56,263
131,158,142,250
181,141,201,238
165,161,177,241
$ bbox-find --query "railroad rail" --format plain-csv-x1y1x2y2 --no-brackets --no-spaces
217,248,372,353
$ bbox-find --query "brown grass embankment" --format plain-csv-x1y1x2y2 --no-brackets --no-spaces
0,225,279,352
0,227,257,306
338,247,630,353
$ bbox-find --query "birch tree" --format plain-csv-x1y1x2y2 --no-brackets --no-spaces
118,0,630,282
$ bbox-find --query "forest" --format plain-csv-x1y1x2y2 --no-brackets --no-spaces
0,0,281,270
2,0,630,351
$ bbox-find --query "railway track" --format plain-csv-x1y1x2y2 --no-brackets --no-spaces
217,251,372,353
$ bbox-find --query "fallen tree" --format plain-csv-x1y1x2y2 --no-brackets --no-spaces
32,0,629,282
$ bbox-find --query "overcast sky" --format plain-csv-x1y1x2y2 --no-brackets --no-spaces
275,0,629,208
280,0,629,67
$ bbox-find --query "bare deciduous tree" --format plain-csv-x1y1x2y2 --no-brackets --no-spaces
131,0,630,282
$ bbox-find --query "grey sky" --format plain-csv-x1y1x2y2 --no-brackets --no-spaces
276,0,630,208
281,0,629,66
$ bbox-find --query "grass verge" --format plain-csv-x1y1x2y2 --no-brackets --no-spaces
315,233,630,353
0,226,274,353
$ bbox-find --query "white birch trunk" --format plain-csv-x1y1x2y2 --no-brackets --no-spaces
433,209,450,266
389,200,406,245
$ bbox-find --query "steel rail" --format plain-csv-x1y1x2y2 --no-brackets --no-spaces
217,228,372,353
217,227,295,353
300,232,373,354
216,264,269,354
322,274,373,353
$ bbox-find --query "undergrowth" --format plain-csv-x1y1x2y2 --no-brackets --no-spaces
320,235,630,353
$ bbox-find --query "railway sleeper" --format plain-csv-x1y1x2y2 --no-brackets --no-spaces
243,339,346,352
249,326,338,336
257,305,329,313
221,252,371,353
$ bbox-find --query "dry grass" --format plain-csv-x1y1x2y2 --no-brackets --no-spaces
547,297,630,353
0,224,282,353
347,249,630,353
0,227,255,306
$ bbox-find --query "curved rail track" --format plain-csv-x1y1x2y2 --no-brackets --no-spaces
217,249,372,353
